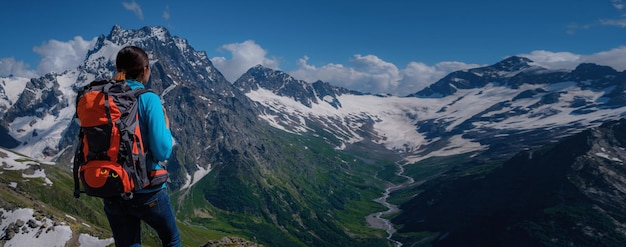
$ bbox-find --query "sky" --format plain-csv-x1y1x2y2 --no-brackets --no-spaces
0,0,625,95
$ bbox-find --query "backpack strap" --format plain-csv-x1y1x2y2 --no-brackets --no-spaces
103,82,114,126
73,128,85,198
133,88,170,188
124,87,157,190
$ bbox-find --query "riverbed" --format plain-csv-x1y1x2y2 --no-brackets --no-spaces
366,162,415,247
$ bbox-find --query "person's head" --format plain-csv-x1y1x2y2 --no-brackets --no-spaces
113,46,150,84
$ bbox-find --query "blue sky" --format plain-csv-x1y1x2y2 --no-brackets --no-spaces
1,0,625,95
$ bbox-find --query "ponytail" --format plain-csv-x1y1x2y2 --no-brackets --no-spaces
113,71,126,81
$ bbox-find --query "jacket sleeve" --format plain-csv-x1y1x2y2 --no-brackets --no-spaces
139,92,173,161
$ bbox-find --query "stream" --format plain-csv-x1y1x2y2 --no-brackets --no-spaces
366,162,415,247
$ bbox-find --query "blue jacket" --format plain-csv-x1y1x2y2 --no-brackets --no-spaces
126,80,172,191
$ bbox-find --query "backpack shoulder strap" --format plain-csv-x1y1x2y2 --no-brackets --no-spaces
73,128,84,198
133,88,154,97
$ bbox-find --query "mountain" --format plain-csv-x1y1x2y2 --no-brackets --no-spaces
0,26,392,246
243,56,626,163
390,118,626,247
1,25,626,246
234,65,362,108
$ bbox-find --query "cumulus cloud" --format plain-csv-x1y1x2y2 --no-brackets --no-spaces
290,55,400,94
122,1,144,20
4,35,624,98
585,46,626,70
520,47,626,71
288,46,626,96
210,40,280,82
0,58,37,78
33,36,98,75
399,61,479,94
520,51,582,70
289,55,479,96
291,55,403,93
0,36,96,78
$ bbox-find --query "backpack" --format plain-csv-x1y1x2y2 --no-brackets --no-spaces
72,80,167,199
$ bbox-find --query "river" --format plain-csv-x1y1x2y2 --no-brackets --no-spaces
366,162,415,247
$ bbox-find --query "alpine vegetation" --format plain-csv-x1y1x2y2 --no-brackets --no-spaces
1,25,625,246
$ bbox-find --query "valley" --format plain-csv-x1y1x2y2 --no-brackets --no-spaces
367,160,416,247
1,25,626,246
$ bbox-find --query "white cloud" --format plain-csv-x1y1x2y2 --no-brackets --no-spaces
585,46,626,70
520,47,626,71
290,55,400,95
289,55,479,96
289,46,626,96
33,36,98,75
122,1,144,20
0,58,37,78
521,50,582,70
399,61,480,95
5,34,624,99
209,40,280,82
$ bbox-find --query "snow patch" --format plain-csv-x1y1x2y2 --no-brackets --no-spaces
0,147,52,185
247,80,626,164
0,208,114,247
180,164,213,190
78,234,115,247
0,208,72,247
0,76,29,110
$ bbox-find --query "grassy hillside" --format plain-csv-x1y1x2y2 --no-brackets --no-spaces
2,128,404,247
0,148,225,247
174,130,397,247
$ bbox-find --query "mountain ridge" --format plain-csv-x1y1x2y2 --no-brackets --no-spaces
1,25,626,246
391,118,626,246
243,58,626,163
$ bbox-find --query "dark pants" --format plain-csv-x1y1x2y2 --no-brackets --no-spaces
103,188,181,247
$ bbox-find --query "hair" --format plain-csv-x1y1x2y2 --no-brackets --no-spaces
113,46,149,81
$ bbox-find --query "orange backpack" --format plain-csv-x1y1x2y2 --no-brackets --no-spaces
73,80,165,199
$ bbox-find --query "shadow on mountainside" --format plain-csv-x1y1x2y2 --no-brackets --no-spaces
392,119,626,247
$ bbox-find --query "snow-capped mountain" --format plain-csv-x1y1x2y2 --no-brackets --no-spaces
2,24,624,169
236,57,626,163
0,25,234,163
1,25,626,246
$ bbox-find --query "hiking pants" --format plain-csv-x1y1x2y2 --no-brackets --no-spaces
103,188,181,247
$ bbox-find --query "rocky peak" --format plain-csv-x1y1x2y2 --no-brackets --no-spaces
107,25,171,45
568,63,619,82
235,65,317,107
234,65,297,93
408,56,621,98
490,56,533,72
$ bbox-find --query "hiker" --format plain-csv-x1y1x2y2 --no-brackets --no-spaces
103,46,181,247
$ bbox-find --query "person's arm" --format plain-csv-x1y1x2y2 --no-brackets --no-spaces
141,92,173,161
